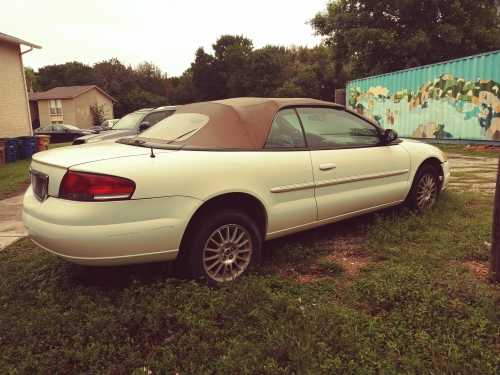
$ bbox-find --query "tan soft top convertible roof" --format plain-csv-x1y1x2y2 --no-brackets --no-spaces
171,97,342,149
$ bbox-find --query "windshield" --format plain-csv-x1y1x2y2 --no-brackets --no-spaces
139,113,209,142
63,124,79,130
112,112,145,130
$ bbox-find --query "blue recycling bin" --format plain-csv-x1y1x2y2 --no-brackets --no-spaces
0,138,18,163
16,136,37,160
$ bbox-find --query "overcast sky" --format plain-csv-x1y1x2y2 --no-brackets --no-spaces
2,0,328,77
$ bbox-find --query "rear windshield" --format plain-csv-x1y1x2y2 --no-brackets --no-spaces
139,113,209,142
112,112,145,130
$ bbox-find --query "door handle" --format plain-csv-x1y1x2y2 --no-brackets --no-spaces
319,163,336,171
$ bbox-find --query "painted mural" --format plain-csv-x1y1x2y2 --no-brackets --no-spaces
347,51,500,141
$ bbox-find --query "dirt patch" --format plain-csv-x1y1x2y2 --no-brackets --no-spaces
278,236,373,284
463,260,490,282
323,253,371,276
463,145,500,154
293,264,325,284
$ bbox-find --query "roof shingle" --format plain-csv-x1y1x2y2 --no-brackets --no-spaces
29,85,116,102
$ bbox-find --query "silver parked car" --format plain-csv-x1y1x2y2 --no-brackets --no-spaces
73,106,176,145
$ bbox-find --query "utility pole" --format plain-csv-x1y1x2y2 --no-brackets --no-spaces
491,156,500,282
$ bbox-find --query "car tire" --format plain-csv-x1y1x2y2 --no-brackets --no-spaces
182,209,262,285
407,164,440,212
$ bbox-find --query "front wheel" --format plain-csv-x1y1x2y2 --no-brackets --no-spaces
184,210,262,285
407,164,440,212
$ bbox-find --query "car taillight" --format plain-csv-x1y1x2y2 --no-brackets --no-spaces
59,171,135,201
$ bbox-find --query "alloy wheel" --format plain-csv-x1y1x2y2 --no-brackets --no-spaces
416,174,437,210
202,224,253,283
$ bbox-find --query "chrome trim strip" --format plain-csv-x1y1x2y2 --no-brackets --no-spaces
315,169,409,188
93,194,131,200
270,169,409,193
270,182,315,193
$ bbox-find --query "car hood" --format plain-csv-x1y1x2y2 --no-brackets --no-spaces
33,141,174,169
75,129,136,143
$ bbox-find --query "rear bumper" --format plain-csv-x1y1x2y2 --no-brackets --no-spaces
23,187,201,266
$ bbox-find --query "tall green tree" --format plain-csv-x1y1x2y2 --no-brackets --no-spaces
166,70,199,104
311,0,500,82
247,46,293,97
24,67,40,92
35,58,170,117
191,47,224,100
93,58,137,116
37,61,97,90
213,35,254,97
135,62,167,97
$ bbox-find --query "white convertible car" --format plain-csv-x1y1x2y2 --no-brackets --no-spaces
23,98,450,284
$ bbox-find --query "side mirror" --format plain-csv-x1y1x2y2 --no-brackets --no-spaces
138,121,150,133
382,128,398,144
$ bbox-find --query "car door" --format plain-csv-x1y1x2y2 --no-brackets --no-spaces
264,108,317,235
296,107,410,220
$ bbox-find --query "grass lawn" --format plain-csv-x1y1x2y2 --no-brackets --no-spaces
1,192,499,374
0,143,71,200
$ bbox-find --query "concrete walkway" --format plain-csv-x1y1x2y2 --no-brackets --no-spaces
0,194,27,250
447,153,498,195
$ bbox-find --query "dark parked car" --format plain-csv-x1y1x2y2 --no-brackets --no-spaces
72,106,177,145
91,119,119,133
34,124,94,143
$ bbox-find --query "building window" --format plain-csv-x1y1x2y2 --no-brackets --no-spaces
49,99,63,115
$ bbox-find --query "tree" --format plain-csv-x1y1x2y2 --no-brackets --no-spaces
93,58,138,116
191,47,224,100
135,62,167,97
166,70,199,104
24,67,40,92
311,0,500,83
288,46,337,101
37,61,97,90
34,58,171,117
89,103,107,126
213,35,254,97
247,46,293,97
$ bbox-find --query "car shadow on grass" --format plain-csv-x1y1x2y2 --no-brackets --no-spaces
26,205,407,292
59,260,179,291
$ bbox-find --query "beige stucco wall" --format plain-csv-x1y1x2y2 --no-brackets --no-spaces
62,99,76,125
37,92,112,128
75,89,114,129
0,42,32,137
38,99,75,126
38,100,49,126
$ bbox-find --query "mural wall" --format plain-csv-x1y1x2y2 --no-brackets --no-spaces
347,50,500,141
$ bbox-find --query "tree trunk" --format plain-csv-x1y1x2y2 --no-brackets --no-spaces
491,156,500,282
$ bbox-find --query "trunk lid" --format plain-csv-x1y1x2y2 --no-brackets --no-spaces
30,142,173,198
33,142,156,168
